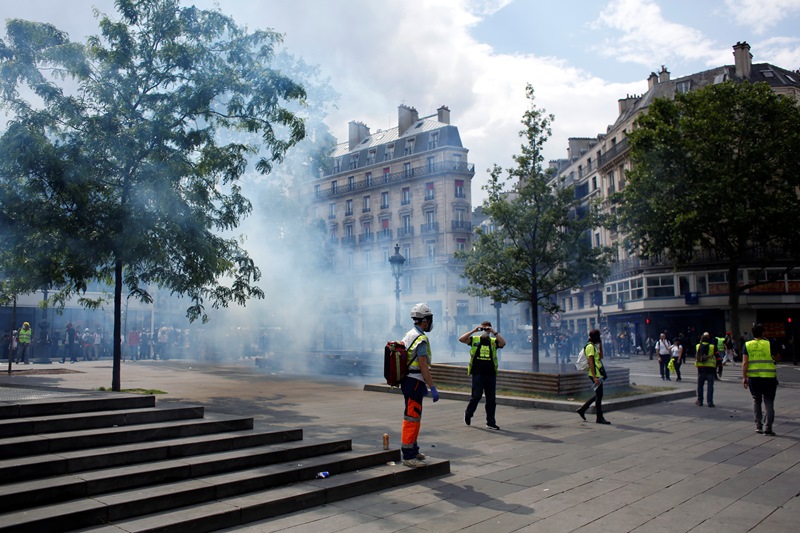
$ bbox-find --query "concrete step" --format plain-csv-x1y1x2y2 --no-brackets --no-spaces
0,412,254,459
0,404,205,438
0,428,304,484
86,458,451,533
0,448,418,532
0,393,156,419
0,438,353,513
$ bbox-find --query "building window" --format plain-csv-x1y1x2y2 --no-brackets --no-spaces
383,167,390,182
385,145,394,160
345,199,353,216
402,214,411,232
425,182,435,200
331,180,337,194
594,233,600,247
455,179,464,198
381,191,389,209
367,150,376,165
427,156,436,171
349,154,359,170
591,176,597,191
402,243,411,260
647,275,675,298
348,176,355,190
402,187,411,205
365,172,372,186
403,162,411,176
427,242,436,262
631,277,644,300
428,132,439,149
364,250,372,269
676,80,691,93
426,272,436,293
344,224,353,237
328,202,336,219
456,238,466,251
333,158,341,173
404,272,412,293
314,184,320,196
362,195,371,213
608,171,615,194
404,137,415,155
426,210,435,225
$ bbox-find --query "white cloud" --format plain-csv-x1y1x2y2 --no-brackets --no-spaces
592,0,724,68
724,0,800,33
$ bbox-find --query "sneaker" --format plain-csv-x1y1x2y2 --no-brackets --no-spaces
416,453,426,460
402,458,426,468
708,404,715,408
485,423,500,430
764,429,776,436
756,427,764,434
695,400,702,406
464,412,471,426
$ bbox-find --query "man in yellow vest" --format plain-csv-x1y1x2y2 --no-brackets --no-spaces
16,322,32,364
742,323,778,436
460,320,506,430
695,332,718,407
400,303,439,468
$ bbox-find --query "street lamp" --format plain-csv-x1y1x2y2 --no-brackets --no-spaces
388,243,406,337
492,300,502,334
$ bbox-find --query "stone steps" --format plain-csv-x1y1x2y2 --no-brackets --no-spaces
0,389,450,532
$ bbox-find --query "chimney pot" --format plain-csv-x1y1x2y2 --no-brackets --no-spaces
733,41,752,79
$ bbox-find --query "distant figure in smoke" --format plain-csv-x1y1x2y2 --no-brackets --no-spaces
400,303,439,468
157,325,170,360
17,322,32,364
82,328,93,361
61,323,78,363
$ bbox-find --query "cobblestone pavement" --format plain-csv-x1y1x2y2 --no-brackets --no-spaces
1,354,798,532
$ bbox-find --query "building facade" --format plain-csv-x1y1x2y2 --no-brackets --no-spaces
307,104,484,350
552,42,800,353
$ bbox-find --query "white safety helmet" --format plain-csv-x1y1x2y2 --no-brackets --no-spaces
410,302,434,331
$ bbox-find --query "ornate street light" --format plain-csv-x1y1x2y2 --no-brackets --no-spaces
388,243,406,336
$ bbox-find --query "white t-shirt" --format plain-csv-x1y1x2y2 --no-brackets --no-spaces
670,345,681,358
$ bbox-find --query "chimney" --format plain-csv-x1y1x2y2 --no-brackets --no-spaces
733,41,752,79
647,72,659,90
618,94,638,115
398,104,418,135
658,65,670,83
437,105,451,124
348,121,370,151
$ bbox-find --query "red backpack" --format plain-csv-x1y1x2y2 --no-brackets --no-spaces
384,341,417,387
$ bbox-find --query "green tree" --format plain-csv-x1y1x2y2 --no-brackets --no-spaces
617,81,800,343
0,0,307,390
458,85,611,372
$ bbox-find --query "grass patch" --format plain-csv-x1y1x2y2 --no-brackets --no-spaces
436,383,674,402
97,387,167,395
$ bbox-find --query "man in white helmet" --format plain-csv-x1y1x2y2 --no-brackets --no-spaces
400,302,439,468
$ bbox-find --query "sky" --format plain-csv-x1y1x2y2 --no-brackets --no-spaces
2,0,800,205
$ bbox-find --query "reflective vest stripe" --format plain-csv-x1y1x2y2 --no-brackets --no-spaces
745,339,776,378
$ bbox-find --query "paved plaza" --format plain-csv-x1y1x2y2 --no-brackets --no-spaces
1,354,799,532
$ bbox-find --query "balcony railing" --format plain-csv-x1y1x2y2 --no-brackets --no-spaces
316,160,476,199
451,220,472,232
376,229,393,241
359,232,374,244
397,227,414,238
341,235,356,246
598,137,629,169
420,222,439,235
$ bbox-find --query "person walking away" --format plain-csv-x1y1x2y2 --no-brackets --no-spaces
576,329,610,424
460,321,505,430
695,332,718,407
400,303,439,468
742,323,778,435
16,322,32,364
670,338,683,381
81,328,93,360
715,333,727,380
127,329,141,361
656,333,672,380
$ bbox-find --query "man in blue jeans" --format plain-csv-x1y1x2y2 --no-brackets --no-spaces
460,321,506,430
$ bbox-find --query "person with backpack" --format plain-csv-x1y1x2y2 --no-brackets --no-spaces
460,320,506,430
742,323,778,435
399,303,439,468
575,329,610,425
695,332,719,407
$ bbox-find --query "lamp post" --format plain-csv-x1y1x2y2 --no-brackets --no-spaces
388,243,406,337
492,300,502,334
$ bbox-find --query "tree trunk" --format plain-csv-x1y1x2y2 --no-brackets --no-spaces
7,296,16,374
530,298,540,372
728,264,741,347
112,258,123,391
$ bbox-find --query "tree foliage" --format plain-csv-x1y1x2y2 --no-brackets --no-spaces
457,85,611,372
0,0,307,389
617,80,800,340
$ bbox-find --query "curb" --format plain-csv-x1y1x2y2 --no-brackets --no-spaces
362,383,696,413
